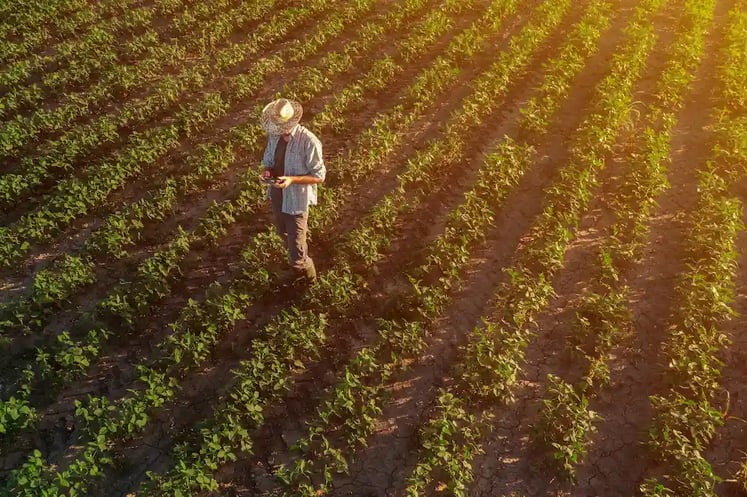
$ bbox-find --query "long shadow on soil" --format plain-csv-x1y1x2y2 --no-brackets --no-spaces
565,4,734,495
326,3,641,494
102,5,544,490
459,0,707,494
439,2,737,496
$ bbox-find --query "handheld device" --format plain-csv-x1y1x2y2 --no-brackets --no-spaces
260,176,283,184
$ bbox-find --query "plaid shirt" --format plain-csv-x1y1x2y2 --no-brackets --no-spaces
262,124,326,215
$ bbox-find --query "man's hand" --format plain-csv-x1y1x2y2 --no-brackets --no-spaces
273,176,294,189
259,169,272,181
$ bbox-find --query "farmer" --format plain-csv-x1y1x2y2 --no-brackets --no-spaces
259,97,325,283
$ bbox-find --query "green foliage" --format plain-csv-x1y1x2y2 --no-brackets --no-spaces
641,3,744,495
536,375,599,478
409,0,675,489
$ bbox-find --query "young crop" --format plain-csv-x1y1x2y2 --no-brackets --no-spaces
281,139,535,496
640,4,746,495
0,0,423,335
535,0,716,480
0,0,457,350
0,0,279,165
407,394,483,497
536,375,600,476
0,0,98,65
0,0,147,83
0,0,342,266
272,0,587,491
0,1,85,38
519,0,611,135
0,255,97,335
737,458,747,493
0,0,208,118
1,0,734,493
404,0,671,492
47,0,529,493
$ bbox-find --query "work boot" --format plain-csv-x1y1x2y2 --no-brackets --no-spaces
304,258,317,283
282,259,316,289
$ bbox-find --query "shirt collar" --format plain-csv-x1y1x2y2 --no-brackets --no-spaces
271,124,299,141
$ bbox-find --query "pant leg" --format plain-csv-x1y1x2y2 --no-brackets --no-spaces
284,210,314,274
270,189,287,243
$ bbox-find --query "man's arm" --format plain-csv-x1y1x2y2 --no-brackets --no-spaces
261,138,274,169
281,175,323,185
259,137,276,180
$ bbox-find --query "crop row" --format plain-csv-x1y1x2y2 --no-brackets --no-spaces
519,0,610,135
0,0,205,119
0,0,446,439
0,0,115,65
401,0,671,493
0,0,279,162
535,0,716,480
1,0,482,491
281,0,614,487
0,0,256,198
0,0,75,37
0,0,143,91
0,0,447,363
0,0,279,121
640,3,747,495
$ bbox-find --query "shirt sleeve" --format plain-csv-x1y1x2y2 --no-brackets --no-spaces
261,137,275,169
305,134,326,181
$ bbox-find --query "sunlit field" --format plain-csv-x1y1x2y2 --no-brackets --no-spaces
1,0,746,495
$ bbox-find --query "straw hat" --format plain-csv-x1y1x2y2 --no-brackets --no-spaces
261,98,303,135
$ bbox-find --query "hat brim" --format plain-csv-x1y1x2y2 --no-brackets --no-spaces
261,99,303,135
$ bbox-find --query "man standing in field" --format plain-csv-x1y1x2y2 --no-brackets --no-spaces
259,97,325,284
